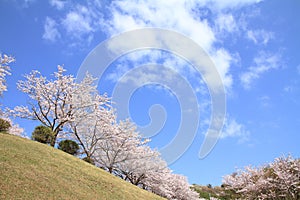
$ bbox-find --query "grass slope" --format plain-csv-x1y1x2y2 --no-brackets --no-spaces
0,134,164,200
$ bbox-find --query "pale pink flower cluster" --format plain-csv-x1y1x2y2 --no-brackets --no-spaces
0,54,25,137
0,117,25,137
223,155,300,199
0,54,14,95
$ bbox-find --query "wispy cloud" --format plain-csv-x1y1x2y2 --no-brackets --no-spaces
215,13,238,33
43,3,103,47
102,0,216,52
106,51,194,86
100,0,246,90
283,79,299,94
41,0,263,79
62,6,94,37
221,117,250,143
247,29,274,45
258,95,271,107
210,48,234,91
49,0,65,10
42,17,61,42
240,52,281,89
201,115,250,143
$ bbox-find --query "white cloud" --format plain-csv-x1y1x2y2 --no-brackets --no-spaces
215,13,238,33
43,3,103,47
221,117,250,143
40,1,262,49
101,0,245,90
62,6,94,37
210,48,234,90
42,17,61,42
49,0,65,10
106,51,189,85
204,116,250,142
240,52,281,89
103,0,216,52
247,29,274,45
41,0,263,76
297,65,300,75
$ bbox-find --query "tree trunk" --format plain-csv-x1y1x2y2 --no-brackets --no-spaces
50,131,58,147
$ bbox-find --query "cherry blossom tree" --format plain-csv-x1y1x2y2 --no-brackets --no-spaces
223,155,300,199
10,66,100,146
267,156,300,199
118,145,167,186
66,93,115,160
145,168,174,198
146,170,199,200
92,119,147,174
166,174,199,200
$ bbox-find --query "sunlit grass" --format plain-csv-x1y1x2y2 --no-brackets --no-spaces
0,133,165,200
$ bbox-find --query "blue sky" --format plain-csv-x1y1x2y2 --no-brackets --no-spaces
1,0,300,186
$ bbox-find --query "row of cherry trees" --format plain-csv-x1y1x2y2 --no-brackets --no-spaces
223,155,300,199
6,65,199,200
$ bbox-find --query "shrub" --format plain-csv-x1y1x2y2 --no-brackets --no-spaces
58,140,79,155
82,156,95,165
32,125,54,144
0,118,11,134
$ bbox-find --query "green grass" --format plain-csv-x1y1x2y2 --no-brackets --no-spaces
0,133,165,200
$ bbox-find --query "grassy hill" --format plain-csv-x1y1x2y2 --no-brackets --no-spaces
0,133,165,200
